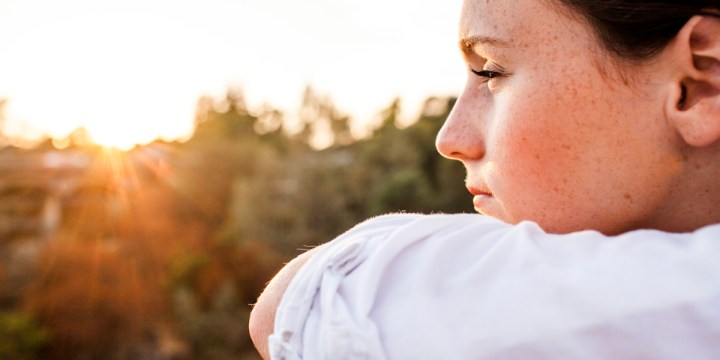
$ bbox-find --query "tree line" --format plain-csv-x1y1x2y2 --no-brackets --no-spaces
0,87,471,359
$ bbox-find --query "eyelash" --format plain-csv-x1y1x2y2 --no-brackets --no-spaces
470,68,502,80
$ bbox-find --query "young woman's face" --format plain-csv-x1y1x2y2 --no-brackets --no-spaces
436,0,686,234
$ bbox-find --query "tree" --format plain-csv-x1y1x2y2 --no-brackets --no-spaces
297,86,353,148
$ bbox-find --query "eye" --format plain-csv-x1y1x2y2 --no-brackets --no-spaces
470,68,502,80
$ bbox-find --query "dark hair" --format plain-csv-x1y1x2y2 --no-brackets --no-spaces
555,0,720,60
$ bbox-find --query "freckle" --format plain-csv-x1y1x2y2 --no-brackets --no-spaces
561,144,571,150
695,163,703,169
624,193,633,203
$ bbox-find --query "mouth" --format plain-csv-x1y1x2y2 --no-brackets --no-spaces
467,186,493,213
467,186,492,197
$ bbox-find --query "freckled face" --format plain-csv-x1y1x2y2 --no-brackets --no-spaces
436,0,685,234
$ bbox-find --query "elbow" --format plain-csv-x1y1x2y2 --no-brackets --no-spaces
249,295,273,360
248,245,325,359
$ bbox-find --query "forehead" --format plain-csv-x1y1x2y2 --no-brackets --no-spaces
459,0,592,54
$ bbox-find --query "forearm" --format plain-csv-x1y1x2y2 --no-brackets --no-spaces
249,244,326,359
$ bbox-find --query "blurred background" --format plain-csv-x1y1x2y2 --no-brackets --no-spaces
0,0,472,358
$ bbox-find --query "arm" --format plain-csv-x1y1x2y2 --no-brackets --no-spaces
249,244,325,360
249,214,425,359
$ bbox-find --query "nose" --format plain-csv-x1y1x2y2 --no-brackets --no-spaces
436,91,486,161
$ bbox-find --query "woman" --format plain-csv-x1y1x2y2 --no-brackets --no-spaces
251,0,720,358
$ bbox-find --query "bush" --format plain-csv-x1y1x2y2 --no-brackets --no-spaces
0,311,48,360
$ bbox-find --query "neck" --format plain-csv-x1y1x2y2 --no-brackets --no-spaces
635,144,720,233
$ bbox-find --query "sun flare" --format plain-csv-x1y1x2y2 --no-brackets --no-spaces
86,126,143,151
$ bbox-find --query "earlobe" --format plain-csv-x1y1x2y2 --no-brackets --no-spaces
667,15,720,147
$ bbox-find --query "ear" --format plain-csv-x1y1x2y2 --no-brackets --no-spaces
666,15,720,147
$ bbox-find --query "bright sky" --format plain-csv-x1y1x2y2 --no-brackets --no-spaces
0,0,465,149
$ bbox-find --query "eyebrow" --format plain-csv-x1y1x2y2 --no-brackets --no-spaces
459,35,511,55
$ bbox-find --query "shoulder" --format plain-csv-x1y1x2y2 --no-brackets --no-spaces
272,216,720,359
346,212,517,242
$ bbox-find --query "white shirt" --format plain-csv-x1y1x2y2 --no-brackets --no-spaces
269,214,720,360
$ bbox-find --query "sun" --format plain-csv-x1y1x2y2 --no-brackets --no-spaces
56,85,199,151
86,126,142,151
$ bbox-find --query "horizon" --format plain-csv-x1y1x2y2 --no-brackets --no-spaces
0,0,464,149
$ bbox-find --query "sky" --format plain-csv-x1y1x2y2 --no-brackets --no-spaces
0,0,465,149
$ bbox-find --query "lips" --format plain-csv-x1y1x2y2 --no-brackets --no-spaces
467,185,493,214
467,186,492,197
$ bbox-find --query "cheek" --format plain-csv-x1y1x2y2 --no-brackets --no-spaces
489,80,584,185
486,94,580,221
485,73,681,232
485,74,624,222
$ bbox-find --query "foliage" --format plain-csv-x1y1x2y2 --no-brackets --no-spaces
0,87,470,358
24,238,165,358
0,311,47,360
